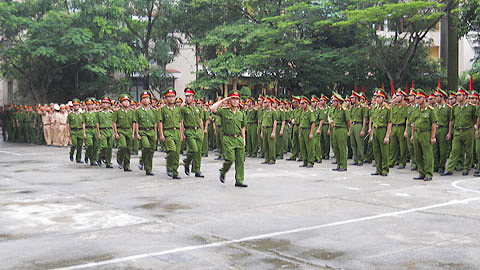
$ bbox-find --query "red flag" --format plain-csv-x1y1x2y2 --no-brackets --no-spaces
381,82,385,90
437,77,441,89
469,75,473,92
361,84,366,95
354,83,357,93
412,80,415,89
390,80,394,97
405,82,409,94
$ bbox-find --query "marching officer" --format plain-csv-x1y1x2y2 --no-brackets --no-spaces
181,88,205,177
82,98,98,166
298,96,316,168
330,93,350,171
134,91,158,176
96,97,114,168
369,90,392,176
349,91,366,166
210,91,248,187
113,93,135,172
411,89,437,181
67,99,84,163
260,97,278,165
388,90,407,169
158,88,182,179
433,88,452,174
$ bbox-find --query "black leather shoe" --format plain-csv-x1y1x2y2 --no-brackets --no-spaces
76,160,83,164
299,164,307,167
90,162,97,166
184,164,190,175
172,175,181,179
214,157,222,160
381,173,388,176
138,165,144,170
371,172,380,175
146,172,154,176
424,176,432,181
332,168,339,171
462,171,469,176
261,161,269,164
337,168,347,172
438,169,445,174
70,156,74,161
413,176,424,180
106,165,113,168
350,162,358,166
441,171,452,176
167,171,173,177
297,159,303,162
85,157,89,163
124,168,132,172
235,183,248,187
286,158,296,161
97,160,102,167
316,160,322,163
332,161,337,164
195,172,204,178
220,174,225,183
306,165,313,168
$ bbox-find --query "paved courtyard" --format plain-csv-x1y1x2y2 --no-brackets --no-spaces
1,141,480,270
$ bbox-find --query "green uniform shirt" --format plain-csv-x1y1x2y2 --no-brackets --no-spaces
82,111,98,128
436,103,452,128
113,109,134,129
332,107,351,128
217,107,246,136
97,110,113,128
247,109,257,124
293,107,302,126
261,109,278,127
299,108,315,128
24,112,35,123
134,107,157,129
371,104,391,127
390,104,407,125
67,112,84,129
451,103,477,130
159,105,181,129
350,104,365,123
413,106,438,131
181,105,202,128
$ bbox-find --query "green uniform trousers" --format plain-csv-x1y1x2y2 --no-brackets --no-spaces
350,123,364,164
164,128,181,176
446,128,474,172
314,129,322,162
98,128,113,166
184,128,203,173
215,126,224,158
320,125,330,159
299,128,315,166
85,128,98,164
332,127,347,169
246,123,258,156
24,122,35,143
139,129,156,174
406,126,415,168
388,125,406,167
116,128,133,169
414,130,434,178
276,127,284,159
202,130,208,156
220,135,245,184
434,127,449,171
372,127,389,174
289,125,300,159
70,129,83,162
262,127,276,163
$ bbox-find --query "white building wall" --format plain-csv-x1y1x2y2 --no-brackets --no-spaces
166,42,196,99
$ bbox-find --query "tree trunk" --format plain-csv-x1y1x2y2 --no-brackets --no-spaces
447,0,458,92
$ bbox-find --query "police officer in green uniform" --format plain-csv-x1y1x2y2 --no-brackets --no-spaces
287,96,301,161
442,88,477,176
405,90,418,170
330,93,350,171
211,91,248,187
260,97,278,165
24,106,36,143
96,97,114,168
349,91,366,166
298,96,316,168
181,88,205,177
411,89,438,181
388,90,408,169
369,90,392,176
158,88,182,179
113,94,135,172
82,98,98,166
246,98,258,157
273,98,286,159
433,88,452,174
67,99,84,163
134,91,158,176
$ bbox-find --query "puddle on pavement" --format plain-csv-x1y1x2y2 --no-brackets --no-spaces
229,250,252,260
16,190,34,194
136,201,190,212
245,238,292,252
299,249,345,260
0,233,25,241
262,258,298,269
32,254,115,269
433,261,473,270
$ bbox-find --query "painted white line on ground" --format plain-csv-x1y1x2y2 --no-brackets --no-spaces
50,196,480,270
344,186,362,191
451,179,480,194
0,150,43,156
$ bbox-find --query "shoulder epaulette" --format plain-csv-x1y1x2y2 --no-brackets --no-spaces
447,104,453,108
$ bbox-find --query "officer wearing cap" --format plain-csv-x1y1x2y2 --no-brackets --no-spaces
330,93,350,171
246,97,258,157
96,97,114,168
82,98,99,166
298,96,316,168
113,93,135,172
67,99,84,163
433,88,452,174
181,88,205,177
287,96,302,161
260,96,278,165
388,89,408,169
405,89,418,170
369,90,392,176
442,88,477,176
349,91,366,166
134,91,158,176
158,88,182,179
411,89,438,181
211,91,248,187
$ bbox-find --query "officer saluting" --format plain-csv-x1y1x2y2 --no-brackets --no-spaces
210,91,248,187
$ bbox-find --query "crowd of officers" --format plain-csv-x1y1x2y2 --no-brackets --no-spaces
1,85,480,184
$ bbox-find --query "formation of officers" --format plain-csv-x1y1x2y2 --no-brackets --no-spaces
2,85,480,184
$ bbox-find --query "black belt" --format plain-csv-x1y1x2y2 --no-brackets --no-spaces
373,125,386,129
334,126,346,129
86,126,95,128
70,127,82,131
99,127,112,130
392,124,405,127
455,127,472,131
300,127,310,130
352,121,363,125
164,127,179,130
437,125,447,128
185,126,199,130
415,129,430,133
263,126,273,128
225,134,241,138
139,127,153,131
